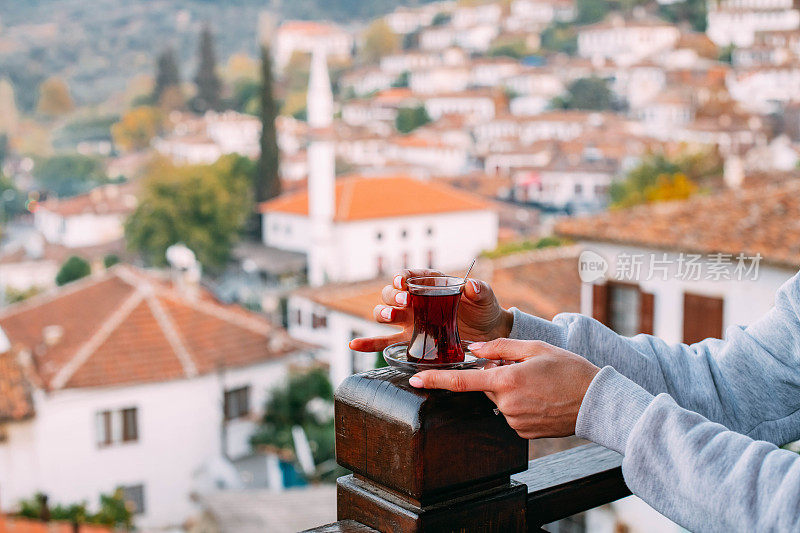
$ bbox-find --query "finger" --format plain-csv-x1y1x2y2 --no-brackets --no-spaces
396,269,444,289
349,331,408,353
382,284,409,307
467,338,549,361
462,278,494,304
372,305,412,324
409,368,497,392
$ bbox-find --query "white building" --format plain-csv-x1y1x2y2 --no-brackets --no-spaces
0,266,315,529
507,0,577,29
409,66,471,94
577,15,680,65
272,21,353,71
154,111,261,165
34,183,137,248
260,49,497,287
707,0,800,47
726,66,800,113
517,156,617,211
555,180,800,344
422,91,497,121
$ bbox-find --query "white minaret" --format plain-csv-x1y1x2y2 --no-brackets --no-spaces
307,47,335,287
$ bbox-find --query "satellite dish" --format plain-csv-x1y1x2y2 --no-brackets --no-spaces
166,243,197,270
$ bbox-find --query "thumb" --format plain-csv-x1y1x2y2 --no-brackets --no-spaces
468,338,547,362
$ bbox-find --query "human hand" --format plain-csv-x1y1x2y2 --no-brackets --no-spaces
408,339,600,439
348,268,514,353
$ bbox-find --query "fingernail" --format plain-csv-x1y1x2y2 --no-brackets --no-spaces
395,292,408,306
468,342,485,351
470,280,481,294
380,307,392,320
409,376,423,388
394,275,403,289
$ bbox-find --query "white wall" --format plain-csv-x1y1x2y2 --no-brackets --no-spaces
581,242,794,344
262,213,313,252
0,356,302,529
35,209,125,248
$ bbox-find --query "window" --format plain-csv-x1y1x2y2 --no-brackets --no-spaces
427,249,435,269
224,386,250,420
96,408,138,447
377,255,386,275
122,408,138,442
574,183,583,195
294,309,302,326
121,484,145,515
426,227,434,236
400,228,408,238
312,312,328,329
592,283,654,337
375,231,383,241
402,252,410,269
683,292,723,344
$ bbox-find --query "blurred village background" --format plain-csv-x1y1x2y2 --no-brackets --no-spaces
1,0,800,531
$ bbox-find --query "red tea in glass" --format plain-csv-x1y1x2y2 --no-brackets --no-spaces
406,276,466,364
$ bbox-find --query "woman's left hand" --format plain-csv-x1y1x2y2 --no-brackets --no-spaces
409,339,600,439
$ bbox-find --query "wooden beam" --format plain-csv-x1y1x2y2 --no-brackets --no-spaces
513,443,631,529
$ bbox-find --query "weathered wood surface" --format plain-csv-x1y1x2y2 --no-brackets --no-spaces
335,368,528,532
301,519,379,532
513,443,630,529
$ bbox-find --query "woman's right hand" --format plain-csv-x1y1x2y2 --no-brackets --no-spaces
348,268,514,353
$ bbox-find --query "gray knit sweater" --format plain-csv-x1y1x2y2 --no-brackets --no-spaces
508,272,800,532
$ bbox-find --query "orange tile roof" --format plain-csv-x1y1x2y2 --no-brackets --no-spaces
556,180,800,267
38,183,138,217
258,175,490,221
0,265,308,392
0,351,34,422
278,21,343,36
294,246,581,322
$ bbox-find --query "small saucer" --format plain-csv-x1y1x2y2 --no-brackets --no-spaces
383,341,489,373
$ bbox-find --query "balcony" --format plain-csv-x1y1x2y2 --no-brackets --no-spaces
305,367,630,532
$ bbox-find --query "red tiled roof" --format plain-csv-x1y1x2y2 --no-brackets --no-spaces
278,21,343,36
0,266,308,392
555,180,800,267
37,183,138,217
0,516,112,533
0,351,34,422
258,175,490,221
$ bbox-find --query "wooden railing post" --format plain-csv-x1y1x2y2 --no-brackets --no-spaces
334,367,529,532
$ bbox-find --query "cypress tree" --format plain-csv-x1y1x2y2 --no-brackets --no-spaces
154,47,181,102
256,45,281,208
193,24,222,112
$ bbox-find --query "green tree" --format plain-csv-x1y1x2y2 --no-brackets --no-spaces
256,46,281,209
111,106,163,152
56,256,91,286
540,22,578,55
488,38,529,59
125,155,253,269
659,0,707,31
250,368,335,466
36,76,74,118
17,490,131,528
103,254,120,268
552,77,615,111
193,24,222,113
432,12,451,25
154,47,181,103
361,19,400,64
34,154,107,197
576,0,610,24
395,105,431,133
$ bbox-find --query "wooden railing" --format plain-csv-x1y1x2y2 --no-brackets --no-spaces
305,368,630,532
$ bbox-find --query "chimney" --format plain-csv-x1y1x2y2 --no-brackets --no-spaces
42,325,64,347
166,244,202,299
723,155,745,189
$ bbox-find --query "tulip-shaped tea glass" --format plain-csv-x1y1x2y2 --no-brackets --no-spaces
406,275,466,363
382,274,495,372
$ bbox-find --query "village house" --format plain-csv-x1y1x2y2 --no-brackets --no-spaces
470,58,524,88
409,65,471,94
379,51,443,75
555,179,800,344
338,67,396,98
577,13,680,66
272,21,353,71
516,155,618,212
506,0,576,30
707,0,800,47
0,265,315,529
422,90,499,121
154,111,261,165
384,5,439,35
726,65,800,113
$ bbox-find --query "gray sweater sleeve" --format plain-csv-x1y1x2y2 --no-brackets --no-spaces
508,271,800,445
576,367,800,532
